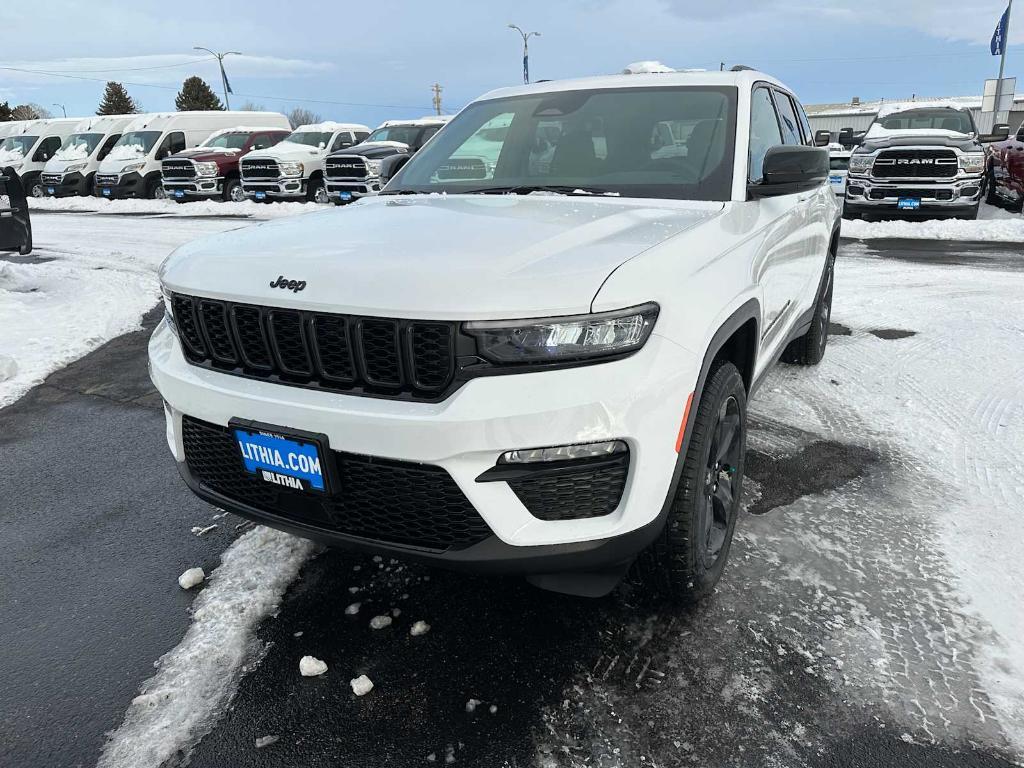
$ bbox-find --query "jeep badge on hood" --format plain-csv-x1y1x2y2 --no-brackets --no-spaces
269,275,307,292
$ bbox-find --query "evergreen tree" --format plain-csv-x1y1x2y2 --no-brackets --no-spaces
175,76,223,111
96,82,139,115
0,101,14,121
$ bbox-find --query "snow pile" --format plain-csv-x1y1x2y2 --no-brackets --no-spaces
177,567,205,590
0,147,25,164
344,602,361,615
623,61,675,74
843,205,1024,243
54,143,91,161
254,735,279,749
299,656,328,677
465,698,482,713
105,143,147,161
350,675,374,696
97,527,315,768
28,195,315,220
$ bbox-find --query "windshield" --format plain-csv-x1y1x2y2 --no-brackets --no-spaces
876,108,975,134
829,157,849,171
0,136,38,157
285,131,332,148
386,86,736,201
55,133,104,160
203,132,250,150
110,130,162,157
366,126,421,146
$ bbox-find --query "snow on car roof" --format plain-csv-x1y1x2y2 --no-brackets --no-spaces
293,121,371,133
203,126,290,142
875,100,972,119
477,69,787,102
375,116,452,128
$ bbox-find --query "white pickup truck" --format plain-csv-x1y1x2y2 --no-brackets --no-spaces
152,67,840,599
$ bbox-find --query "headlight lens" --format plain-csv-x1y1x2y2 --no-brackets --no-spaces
465,303,659,363
64,162,87,173
848,155,874,174
162,287,177,336
120,162,145,174
366,159,383,175
195,161,219,177
279,161,303,177
959,153,985,174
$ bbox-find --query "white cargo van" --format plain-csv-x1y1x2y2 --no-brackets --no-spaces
0,118,81,197
95,111,289,199
40,115,136,198
240,121,371,203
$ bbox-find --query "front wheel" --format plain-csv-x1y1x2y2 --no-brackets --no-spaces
223,178,245,203
782,253,834,366
308,178,328,204
147,177,166,200
635,362,747,602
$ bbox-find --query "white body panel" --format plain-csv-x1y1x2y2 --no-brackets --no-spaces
0,118,81,188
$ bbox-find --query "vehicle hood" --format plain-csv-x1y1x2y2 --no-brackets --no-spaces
328,142,409,160
246,141,323,161
161,194,724,319
44,157,90,173
857,130,981,153
171,147,241,160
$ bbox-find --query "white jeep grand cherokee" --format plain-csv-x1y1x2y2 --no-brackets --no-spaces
151,69,840,599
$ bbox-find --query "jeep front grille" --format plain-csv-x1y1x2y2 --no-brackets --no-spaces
171,294,458,401
240,158,280,179
872,149,958,179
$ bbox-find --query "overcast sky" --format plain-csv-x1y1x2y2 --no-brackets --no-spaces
1,0,1020,127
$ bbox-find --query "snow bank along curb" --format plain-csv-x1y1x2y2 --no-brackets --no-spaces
28,195,314,220
842,216,1024,244
96,526,316,768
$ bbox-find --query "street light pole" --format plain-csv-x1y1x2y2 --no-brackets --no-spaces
52,103,66,117
193,46,242,109
507,24,541,84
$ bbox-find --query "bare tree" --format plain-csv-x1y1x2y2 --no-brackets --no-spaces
239,101,265,111
287,107,322,129
11,103,52,120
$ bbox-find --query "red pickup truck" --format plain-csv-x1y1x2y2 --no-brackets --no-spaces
161,127,291,203
987,122,1024,212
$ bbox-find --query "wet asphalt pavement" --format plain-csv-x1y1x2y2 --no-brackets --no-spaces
1,239,1022,768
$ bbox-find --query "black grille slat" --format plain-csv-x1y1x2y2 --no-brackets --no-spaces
268,310,313,376
172,293,458,400
231,306,273,370
182,416,492,551
508,454,629,521
241,159,280,179
162,160,196,178
312,315,356,383
325,156,368,179
198,300,238,365
358,319,403,388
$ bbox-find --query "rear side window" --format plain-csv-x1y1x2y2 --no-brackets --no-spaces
33,136,62,162
330,132,356,152
749,87,784,182
157,131,186,159
773,91,803,146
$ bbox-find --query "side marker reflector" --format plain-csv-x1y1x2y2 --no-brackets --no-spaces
675,392,694,453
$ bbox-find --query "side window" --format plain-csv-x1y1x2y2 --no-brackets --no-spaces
773,91,803,146
354,131,370,143
330,132,355,152
793,99,814,145
250,133,274,151
33,136,62,162
749,87,784,182
418,126,441,148
97,134,120,161
156,132,185,159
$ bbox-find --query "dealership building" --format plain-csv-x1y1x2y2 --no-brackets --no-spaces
806,93,1024,136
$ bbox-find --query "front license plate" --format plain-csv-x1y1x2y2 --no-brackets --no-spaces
174,190,185,198
47,186,55,195
254,191,267,200
898,197,921,210
829,175,843,185
233,424,328,493
102,188,111,196
338,191,353,201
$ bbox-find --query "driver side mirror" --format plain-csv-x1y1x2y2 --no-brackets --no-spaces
814,129,832,147
379,154,411,185
980,124,1011,143
748,145,828,198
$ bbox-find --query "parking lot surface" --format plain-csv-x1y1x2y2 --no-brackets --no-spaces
2,211,1022,768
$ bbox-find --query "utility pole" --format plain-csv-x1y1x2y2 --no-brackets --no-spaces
52,103,66,117
508,24,541,84
193,46,241,109
993,0,1014,126
431,83,443,116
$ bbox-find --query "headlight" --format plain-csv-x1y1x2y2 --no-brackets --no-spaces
120,162,145,174
366,159,383,175
279,161,303,177
162,287,177,336
64,162,87,173
848,155,874,174
195,161,219,177
464,304,659,364
959,153,985,174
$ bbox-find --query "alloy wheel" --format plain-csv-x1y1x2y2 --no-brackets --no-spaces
700,395,742,568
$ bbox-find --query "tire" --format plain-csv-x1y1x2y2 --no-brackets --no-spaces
957,206,979,221
634,362,747,602
986,170,1000,206
308,177,328,204
223,177,244,203
782,252,835,366
147,177,166,200
26,175,44,198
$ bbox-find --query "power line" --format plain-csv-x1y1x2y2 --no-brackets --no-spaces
1,56,216,74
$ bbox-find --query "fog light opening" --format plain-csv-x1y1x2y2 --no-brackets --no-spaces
499,440,628,464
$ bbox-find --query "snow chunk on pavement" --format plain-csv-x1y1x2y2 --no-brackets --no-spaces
177,567,205,590
350,674,374,696
370,615,392,630
255,735,279,749
465,698,482,713
96,526,316,768
410,620,431,636
345,602,361,615
299,656,328,677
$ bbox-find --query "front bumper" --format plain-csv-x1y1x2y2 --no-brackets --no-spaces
94,171,145,199
845,174,982,215
163,176,223,200
41,171,89,197
241,176,306,200
149,320,696,568
325,177,382,201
